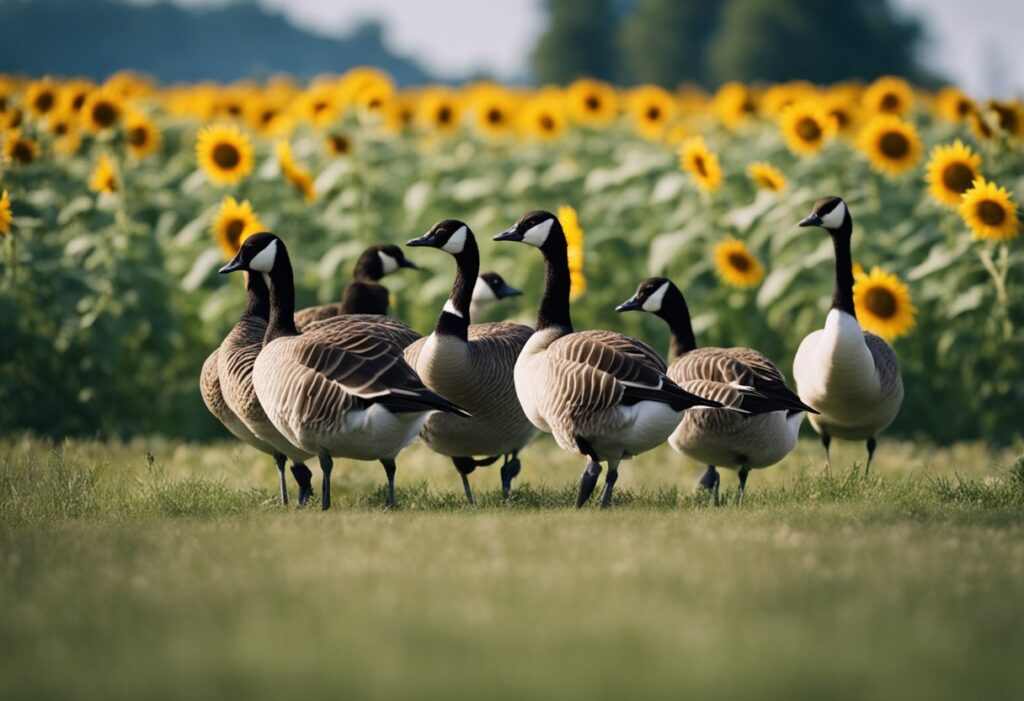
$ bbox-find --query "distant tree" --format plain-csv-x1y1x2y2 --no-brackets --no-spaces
708,0,927,86
530,0,619,83
620,0,722,87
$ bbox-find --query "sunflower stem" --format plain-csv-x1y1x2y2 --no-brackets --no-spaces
977,244,1012,339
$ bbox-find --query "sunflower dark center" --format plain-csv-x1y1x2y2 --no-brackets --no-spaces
830,108,850,128
646,106,662,121
313,101,329,114
437,105,452,124
956,99,973,117
693,155,708,177
6,108,23,128
487,108,504,124
585,95,600,111
72,93,87,111
226,104,243,117
796,116,822,141
128,126,147,147
11,140,34,163
977,200,1007,226
225,218,245,247
728,252,751,272
990,103,1018,133
880,93,900,112
212,142,241,169
260,110,276,125
330,134,350,153
54,122,69,136
539,114,555,131
35,91,54,112
880,131,909,158
942,162,975,194
92,101,117,128
367,97,382,110
864,286,897,318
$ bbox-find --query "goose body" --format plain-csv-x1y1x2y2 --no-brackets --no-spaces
403,221,536,502
494,211,724,508
617,277,814,503
200,348,275,454
219,233,466,510
793,197,904,471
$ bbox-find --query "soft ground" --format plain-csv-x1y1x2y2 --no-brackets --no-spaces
2,434,1023,701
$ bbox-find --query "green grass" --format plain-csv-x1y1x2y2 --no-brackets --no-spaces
2,434,1023,701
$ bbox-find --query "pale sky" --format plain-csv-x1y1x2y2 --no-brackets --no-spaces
159,0,1022,95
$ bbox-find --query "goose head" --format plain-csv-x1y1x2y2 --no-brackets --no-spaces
492,210,563,252
476,271,521,301
219,232,283,275
406,219,472,256
615,276,676,316
356,244,419,280
798,196,849,231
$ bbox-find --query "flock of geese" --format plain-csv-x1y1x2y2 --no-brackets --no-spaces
201,196,904,510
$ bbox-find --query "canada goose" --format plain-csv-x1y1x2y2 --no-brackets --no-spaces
200,272,314,505
293,244,419,325
403,220,537,503
616,277,817,504
470,271,522,321
219,232,468,510
493,210,725,508
793,196,904,474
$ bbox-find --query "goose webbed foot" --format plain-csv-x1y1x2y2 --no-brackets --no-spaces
318,455,333,511
500,452,521,499
290,463,313,506
274,454,289,505
865,437,877,477
735,465,750,506
599,467,619,509
576,461,602,508
380,459,397,508
699,465,720,507
821,431,832,475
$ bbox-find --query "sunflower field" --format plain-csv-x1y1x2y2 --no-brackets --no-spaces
1,70,1022,442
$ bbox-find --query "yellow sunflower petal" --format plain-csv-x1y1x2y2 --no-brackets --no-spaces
959,178,1019,242
196,123,254,185
852,266,916,340
714,239,764,288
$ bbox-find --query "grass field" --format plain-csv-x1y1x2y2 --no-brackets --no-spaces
2,434,1023,701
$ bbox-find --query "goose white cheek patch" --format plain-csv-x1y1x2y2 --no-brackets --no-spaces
378,251,399,274
820,201,846,229
642,282,669,312
521,218,553,247
441,225,468,255
472,277,497,302
249,239,278,272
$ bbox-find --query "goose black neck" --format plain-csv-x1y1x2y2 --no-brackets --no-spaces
537,238,573,333
659,284,698,360
243,272,271,322
263,246,299,345
434,235,479,340
830,216,856,318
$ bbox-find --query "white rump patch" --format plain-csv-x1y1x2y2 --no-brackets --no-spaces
642,281,670,312
249,239,278,272
378,251,399,275
820,200,847,229
443,299,464,318
441,225,468,255
522,218,553,247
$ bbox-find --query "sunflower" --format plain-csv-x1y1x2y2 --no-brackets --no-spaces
628,85,675,139
247,96,293,137
325,132,352,156
60,80,94,115
853,266,916,340
47,112,81,155
565,78,617,125
2,129,39,164
471,85,517,139
862,76,913,115
714,81,757,130
967,110,995,142
276,140,316,202
679,135,722,193
985,100,1022,138
959,178,1019,242
124,110,161,159
822,86,861,135
212,196,264,258
779,101,836,156
924,140,981,207
1,106,23,131
417,88,463,134
747,162,787,193
81,88,123,132
89,154,118,194
300,84,340,128
196,123,253,185
714,239,764,288
520,94,567,141
25,78,59,119
856,114,922,177
759,82,816,119
936,87,975,123
0,190,11,235
558,205,585,301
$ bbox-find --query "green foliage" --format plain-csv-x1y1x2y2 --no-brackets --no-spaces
531,0,620,83
620,0,722,86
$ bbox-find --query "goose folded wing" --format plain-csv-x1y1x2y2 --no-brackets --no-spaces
673,348,817,414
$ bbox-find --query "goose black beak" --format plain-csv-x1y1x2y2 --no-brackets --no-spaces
399,258,420,269
492,225,522,243
405,232,436,248
615,297,643,313
495,282,522,299
219,257,246,274
798,214,823,227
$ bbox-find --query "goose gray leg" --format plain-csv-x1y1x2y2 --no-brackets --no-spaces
576,461,602,508
318,454,333,511
865,437,877,477
821,431,833,474
274,453,289,505
699,465,720,506
380,459,397,508
599,458,620,509
451,457,476,506
291,463,313,506
736,464,751,506
500,451,521,499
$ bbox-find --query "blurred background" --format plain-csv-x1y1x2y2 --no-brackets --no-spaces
0,0,1021,94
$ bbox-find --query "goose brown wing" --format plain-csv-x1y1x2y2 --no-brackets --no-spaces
294,303,344,329
864,332,904,402
468,322,533,362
